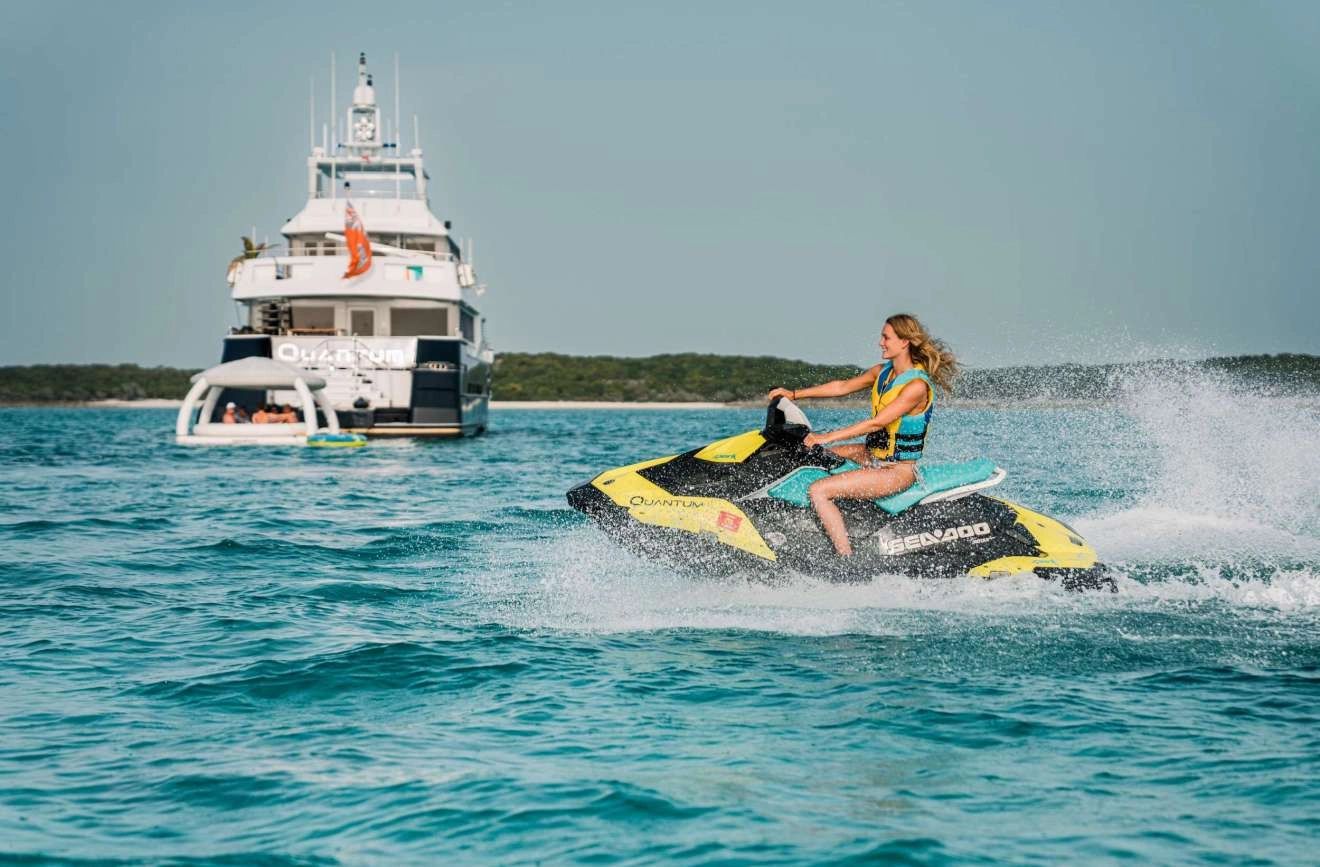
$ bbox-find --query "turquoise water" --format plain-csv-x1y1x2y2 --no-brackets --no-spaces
3,385,1319,864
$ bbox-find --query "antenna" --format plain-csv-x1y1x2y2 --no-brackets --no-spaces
394,53,401,157
413,113,419,151
309,75,315,152
330,52,336,150
322,122,328,153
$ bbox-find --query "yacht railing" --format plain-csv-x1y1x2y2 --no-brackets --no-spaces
313,189,427,201
247,246,457,262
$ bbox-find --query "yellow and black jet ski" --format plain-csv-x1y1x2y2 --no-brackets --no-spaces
567,398,1112,590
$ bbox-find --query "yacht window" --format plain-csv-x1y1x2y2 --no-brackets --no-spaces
390,307,449,337
403,237,436,253
338,168,419,199
291,306,336,332
315,166,335,197
460,309,475,342
349,309,375,336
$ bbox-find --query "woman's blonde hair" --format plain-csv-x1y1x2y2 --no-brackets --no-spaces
885,313,959,394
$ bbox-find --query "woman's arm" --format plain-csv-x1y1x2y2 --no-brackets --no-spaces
804,381,928,447
768,366,881,402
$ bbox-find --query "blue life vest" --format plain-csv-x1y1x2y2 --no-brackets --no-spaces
865,362,934,461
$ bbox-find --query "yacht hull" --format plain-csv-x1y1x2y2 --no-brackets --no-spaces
214,334,491,438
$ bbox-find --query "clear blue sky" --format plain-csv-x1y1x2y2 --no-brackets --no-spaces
1,0,1316,369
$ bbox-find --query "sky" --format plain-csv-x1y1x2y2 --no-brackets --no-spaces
0,0,1316,369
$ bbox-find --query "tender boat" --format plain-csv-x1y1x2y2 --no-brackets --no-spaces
176,357,366,448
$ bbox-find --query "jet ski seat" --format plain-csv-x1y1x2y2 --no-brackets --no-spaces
766,458,1006,515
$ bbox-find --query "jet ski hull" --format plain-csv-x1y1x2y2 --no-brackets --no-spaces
569,478,1110,591
566,400,1113,591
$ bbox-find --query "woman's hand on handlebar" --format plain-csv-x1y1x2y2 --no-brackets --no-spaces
767,387,795,402
803,432,827,449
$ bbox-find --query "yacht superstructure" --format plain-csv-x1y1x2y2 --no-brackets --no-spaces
221,53,493,437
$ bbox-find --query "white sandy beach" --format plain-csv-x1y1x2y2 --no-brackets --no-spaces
83,399,186,408
73,399,734,410
490,400,730,410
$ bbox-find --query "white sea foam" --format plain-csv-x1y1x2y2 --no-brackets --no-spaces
1077,366,1320,565
490,531,1320,638
468,522,1320,641
1110,565,1320,610
483,528,1082,634
1036,366,1320,612
1074,506,1320,563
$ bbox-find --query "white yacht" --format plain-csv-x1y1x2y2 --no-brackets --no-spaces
222,52,493,437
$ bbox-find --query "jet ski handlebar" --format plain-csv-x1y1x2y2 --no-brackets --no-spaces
765,397,849,462
764,397,813,444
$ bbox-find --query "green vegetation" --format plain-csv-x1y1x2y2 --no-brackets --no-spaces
494,352,1320,402
491,353,863,403
0,365,196,403
228,236,269,282
1,354,1316,404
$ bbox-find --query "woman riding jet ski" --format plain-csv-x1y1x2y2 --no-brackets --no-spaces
769,313,955,558
566,315,1111,591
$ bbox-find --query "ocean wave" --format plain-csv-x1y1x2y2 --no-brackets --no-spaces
0,515,174,536
134,642,531,704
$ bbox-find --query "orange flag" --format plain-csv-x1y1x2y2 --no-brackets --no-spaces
342,201,373,279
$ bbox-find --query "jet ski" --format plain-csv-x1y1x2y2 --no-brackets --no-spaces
567,398,1113,591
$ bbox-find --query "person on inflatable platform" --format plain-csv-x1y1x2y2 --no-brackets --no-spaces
767,313,959,557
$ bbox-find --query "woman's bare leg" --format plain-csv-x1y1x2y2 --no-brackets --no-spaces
808,464,918,556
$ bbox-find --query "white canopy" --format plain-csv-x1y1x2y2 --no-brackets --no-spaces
189,356,327,390
176,356,339,444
